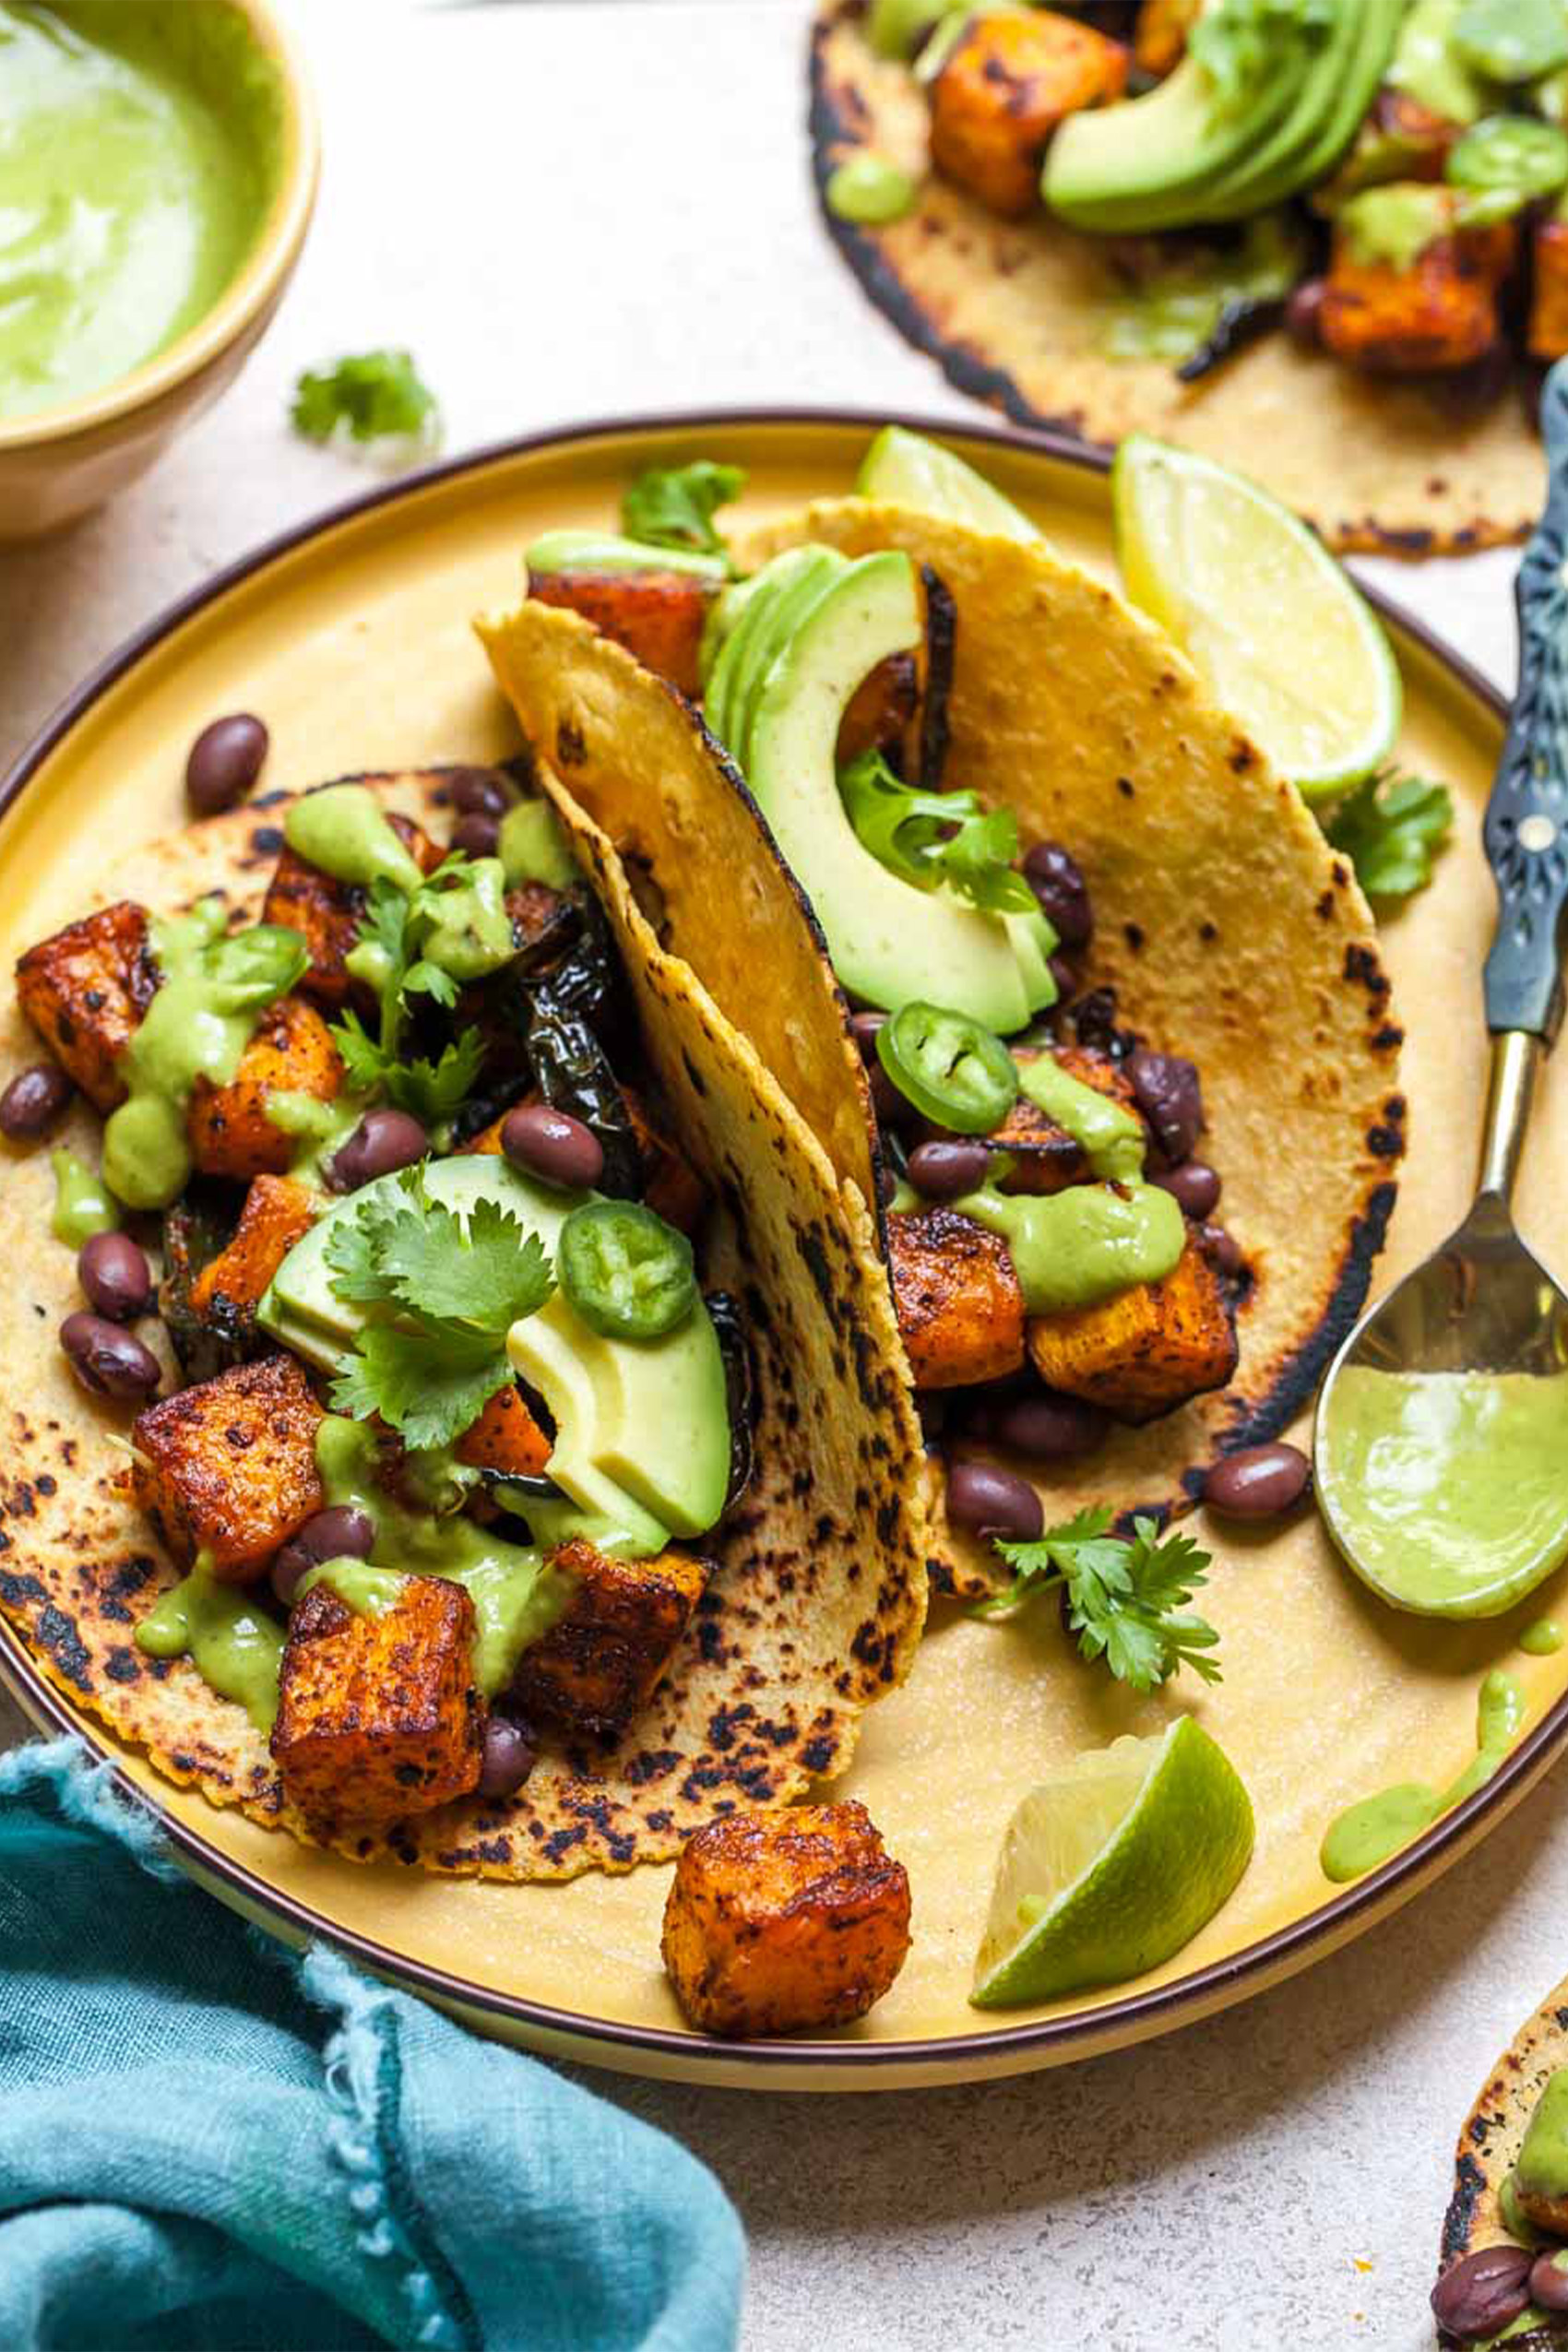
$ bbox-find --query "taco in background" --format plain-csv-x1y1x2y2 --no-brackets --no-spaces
478,488,1403,1598
1434,1974,1568,2346
0,767,928,1879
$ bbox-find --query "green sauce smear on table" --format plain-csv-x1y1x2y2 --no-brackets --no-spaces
0,0,282,423
1320,1669,1528,1883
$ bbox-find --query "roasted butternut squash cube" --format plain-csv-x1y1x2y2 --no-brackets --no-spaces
1321,202,1515,374
509,1538,706,1739
932,11,1128,219
190,1176,318,1332
988,1044,1137,1196
1133,0,1198,79
15,900,158,1111
886,1206,1027,1390
454,1383,552,1478
271,1575,482,1823
527,566,719,699
661,1801,912,2037
131,1352,324,1579
1027,1233,1237,1423
186,994,344,1182
1531,219,1568,362
262,812,442,1007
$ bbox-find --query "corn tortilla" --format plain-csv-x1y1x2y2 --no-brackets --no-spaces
1437,1972,1568,2345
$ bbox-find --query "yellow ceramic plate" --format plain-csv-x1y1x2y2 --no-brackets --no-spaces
1,414,1562,2093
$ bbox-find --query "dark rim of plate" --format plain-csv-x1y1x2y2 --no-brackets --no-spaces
0,406,1531,2077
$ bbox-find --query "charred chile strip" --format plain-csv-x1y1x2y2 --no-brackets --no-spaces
918,564,957,793
1175,296,1288,385
706,1290,756,1511
523,1004,643,1199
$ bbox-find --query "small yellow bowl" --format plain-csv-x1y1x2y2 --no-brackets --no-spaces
0,0,319,541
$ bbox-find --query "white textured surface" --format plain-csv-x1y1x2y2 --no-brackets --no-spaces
0,6,1557,2348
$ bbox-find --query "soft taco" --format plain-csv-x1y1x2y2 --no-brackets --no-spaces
1434,1974,1568,2345
478,469,1403,1598
809,0,1553,556
0,766,928,1880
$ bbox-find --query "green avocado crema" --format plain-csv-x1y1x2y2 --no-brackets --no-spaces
0,0,282,423
826,156,919,226
1516,2071,1568,2206
1016,1054,1146,1183
49,1146,119,1245
499,798,578,892
1319,1669,1528,1883
954,1182,1184,1315
136,1552,285,1734
1521,1619,1566,1657
282,785,425,896
416,859,515,981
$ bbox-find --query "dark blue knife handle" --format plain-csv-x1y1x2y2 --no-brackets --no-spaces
1484,358,1568,1042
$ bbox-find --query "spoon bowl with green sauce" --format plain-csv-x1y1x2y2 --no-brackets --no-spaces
1316,362,1568,1623
0,0,317,539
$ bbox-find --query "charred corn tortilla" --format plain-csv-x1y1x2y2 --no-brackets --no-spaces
0,770,928,1880
810,2,1543,559
1439,1975,1568,2344
479,504,1402,1598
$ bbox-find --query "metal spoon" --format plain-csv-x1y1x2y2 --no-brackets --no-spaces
1314,359,1568,1612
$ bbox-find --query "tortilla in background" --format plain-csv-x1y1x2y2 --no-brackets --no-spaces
1438,1975,1568,2346
811,1,1544,559
0,771,929,1879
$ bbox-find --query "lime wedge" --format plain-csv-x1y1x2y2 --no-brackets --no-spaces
970,1715,1254,2008
856,424,1043,544
1112,434,1401,805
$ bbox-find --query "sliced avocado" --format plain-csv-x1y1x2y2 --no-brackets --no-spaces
741,550,1047,1029
707,546,842,758
1004,906,1061,1016
1198,0,1399,222
525,529,729,583
855,425,1042,545
1385,0,1488,127
724,552,855,776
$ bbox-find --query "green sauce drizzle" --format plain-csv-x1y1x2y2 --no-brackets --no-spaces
265,1089,359,1184
1016,1054,1146,1182
1520,1619,1565,1657
283,784,424,894
136,1552,285,1734
499,798,577,892
416,858,515,981
50,1146,119,1245
954,1180,1185,1313
1320,1669,1528,1883
826,155,920,226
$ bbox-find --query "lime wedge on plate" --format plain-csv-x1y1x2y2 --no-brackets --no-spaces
1112,434,1401,804
970,1715,1254,2009
856,424,1043,544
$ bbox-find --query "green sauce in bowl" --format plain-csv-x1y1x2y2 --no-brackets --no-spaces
0,1,283,422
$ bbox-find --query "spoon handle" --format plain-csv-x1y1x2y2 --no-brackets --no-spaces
1483,359,1568,1041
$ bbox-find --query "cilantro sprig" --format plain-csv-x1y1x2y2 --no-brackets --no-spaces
840,747,1036,915
330,865,487,1128
973,1507,1223,1693
621,459,746,565
291,351,440,450
325,1168,554,1450
1322,769,1455,907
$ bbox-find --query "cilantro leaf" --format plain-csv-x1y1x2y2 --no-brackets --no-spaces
327,1324,511,1453
291,350,440,447
1323,770,1455,906
839,748,1035,915
1190,0,1335,110
979,1509,1222,1693
622,460,746,562
385,1030,487,1125
330,1007,392,1099
373,1194,555,1336
327,872,489,1130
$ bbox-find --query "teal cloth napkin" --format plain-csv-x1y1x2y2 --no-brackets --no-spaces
0,1738,743,2352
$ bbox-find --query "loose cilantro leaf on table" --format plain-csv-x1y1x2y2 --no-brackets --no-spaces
1323,770,1455,906
840,748,1036,915
325,1169,555,1450
329,867,488,1129
974,1507,1223,1693
291,350,440,448
622,459,746,564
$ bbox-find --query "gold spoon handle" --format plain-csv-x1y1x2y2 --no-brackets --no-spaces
1476,1029,1543,1207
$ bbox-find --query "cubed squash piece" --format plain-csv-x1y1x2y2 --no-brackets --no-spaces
1027,1234,1238,1423
990,1045,1137,1196
131,1352,324,1578
527,567,719,698
15,900,158,1111
509,1538,706,1739
191,1177,318,1325
886,1206,1027,1390
1133,0,1198,79
1531,219,1568,362
262,812,442,1006
932,11,1128,219
1322,204,1515,374
186,995,344,1182
661,1801,912,2037
271,1575,482,1823
455,1383,552,1478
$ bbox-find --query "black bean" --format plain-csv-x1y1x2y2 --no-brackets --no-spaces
1286,278,1326,350
1023,841,1093,949
451,810,501,859
1048,952,1077,1004
945,1458,1044,1541
907,1139,991,1200
869,1062,909,1127
449,768,514,817
272,1505,376,1605
1431,2248,1533,2342
478,1715,538,1799
849,1011,887,1060
501,1101,604,1190
0,1063,74,1140
1128,1047,1205,1164
1530,2250,1568,2316
1150,1160,1221,1220
1204,1443,1311,1521
1199,1222,1244,1277
185,713,268,814
325,1108,428,1192
77,1232,152,1323
987,1392,1106,1463
59,1311,160,1401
